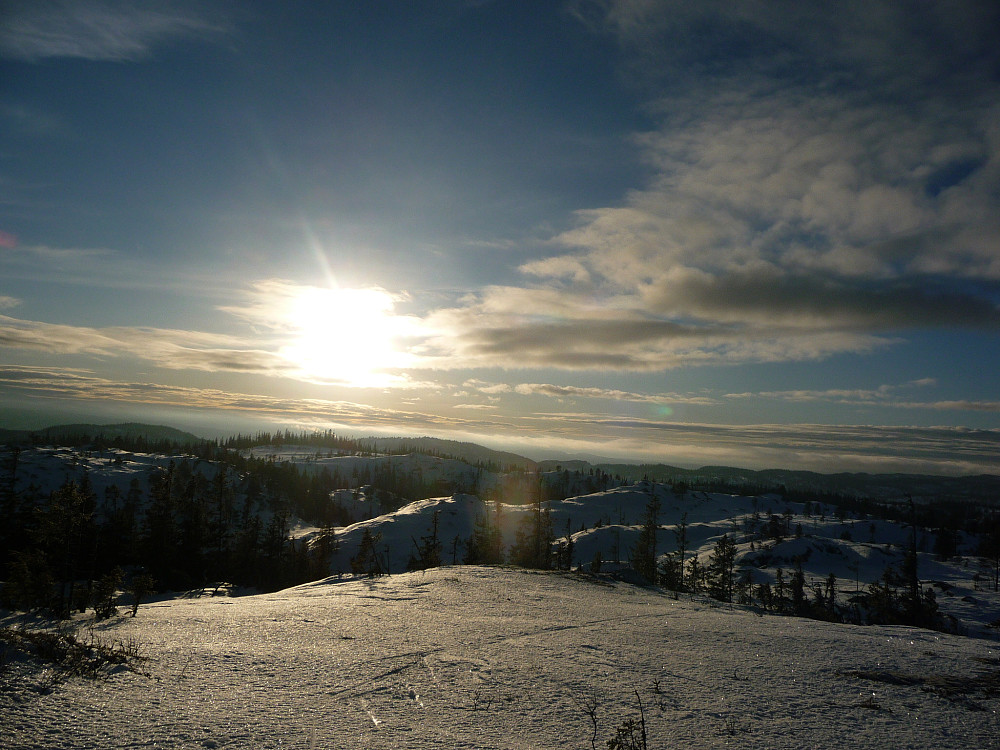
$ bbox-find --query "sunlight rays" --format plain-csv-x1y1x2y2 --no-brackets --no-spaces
278,285,420,388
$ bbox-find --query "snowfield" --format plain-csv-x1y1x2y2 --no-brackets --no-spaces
3,566,999,749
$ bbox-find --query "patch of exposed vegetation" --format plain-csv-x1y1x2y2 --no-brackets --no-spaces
0,625,148,692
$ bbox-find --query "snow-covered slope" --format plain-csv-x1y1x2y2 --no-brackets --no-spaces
301,480,1000,637
3,566,999,749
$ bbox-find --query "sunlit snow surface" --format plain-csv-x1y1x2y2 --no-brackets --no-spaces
4,567,999,749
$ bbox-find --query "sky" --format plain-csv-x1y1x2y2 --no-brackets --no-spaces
1,0,999,475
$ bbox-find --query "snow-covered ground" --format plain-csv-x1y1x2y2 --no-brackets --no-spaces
3,566,999,749
300,482,1000,638
9,445,1000,635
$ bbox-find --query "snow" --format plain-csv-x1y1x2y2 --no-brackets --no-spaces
299,480,1000,638
5,444,1000,747
3,566,999,749
9,444,1000,635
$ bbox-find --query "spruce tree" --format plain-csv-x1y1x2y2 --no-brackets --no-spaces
632,492,661,583
707,534,737,603
673,512,689,591
351,528,384,577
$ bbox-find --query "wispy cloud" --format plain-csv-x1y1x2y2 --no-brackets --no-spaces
0,277,434,389
0,296,20,310
465,379,718,405
0,366,512,434
516,411,1000,475
0,102,66,138
726,379,1000,413
727,380,936,404
0,1,233,62
0,314,283,373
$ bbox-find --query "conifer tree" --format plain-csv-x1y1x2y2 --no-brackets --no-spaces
707,534,737,603
351,528,384,577
632,492,661,583
408,510,442,571
36,480,96,616
791,561,806,615
673,512,689,591
510,492,554,569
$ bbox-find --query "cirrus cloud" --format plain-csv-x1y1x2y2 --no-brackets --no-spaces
0,0,233,62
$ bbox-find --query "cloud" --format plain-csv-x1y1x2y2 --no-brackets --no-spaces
0,296,20,310
1,365,993,474
416,2,1000,372
422,290,894,371
726,380,1000,413
0,314,284,374
0,244,114,263
574,1,1000,98
516,411,1000,475
462,380,512,395
0,0,232,62
0,279,439,389
466,380,720,405
0,365,517,435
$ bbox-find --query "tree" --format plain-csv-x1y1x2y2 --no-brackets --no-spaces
774,568,787,612
823,572,838,618
686,555,703,594
978,516,1000,592
707,534,737,603
900,496,922,623
143,464,179,587
933,526,958,560
35,480,97,617
591,549,602,574
351,528,384,577
465,500,504,565
510,494,554,570
735,569,753,605
672,513,689,591
92,567,123,621
2,549,54,612
408,510,442,571
310,523,338,579
632,493,661,583
555,517,575,570
128,573,156,617
790,561,806,615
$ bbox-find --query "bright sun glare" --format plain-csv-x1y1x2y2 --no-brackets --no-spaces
279,287,417,387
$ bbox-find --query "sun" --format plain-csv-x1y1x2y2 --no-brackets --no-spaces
279,286,417,387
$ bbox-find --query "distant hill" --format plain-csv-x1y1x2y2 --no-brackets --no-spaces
0,422,206,447
539,459,1000,503
3,421,996,501
368,435,537,470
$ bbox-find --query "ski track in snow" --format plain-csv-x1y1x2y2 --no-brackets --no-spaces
3,567,1000,749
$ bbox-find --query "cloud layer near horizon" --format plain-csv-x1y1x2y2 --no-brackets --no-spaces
1,365,996,475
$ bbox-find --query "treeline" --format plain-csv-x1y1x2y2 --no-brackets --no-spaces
0,457,354,617
222,429,380,456
0,439,592,617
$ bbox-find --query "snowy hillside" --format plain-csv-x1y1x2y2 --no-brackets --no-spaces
7,442,998,637
4,566,1000,749
296,481,1000,638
